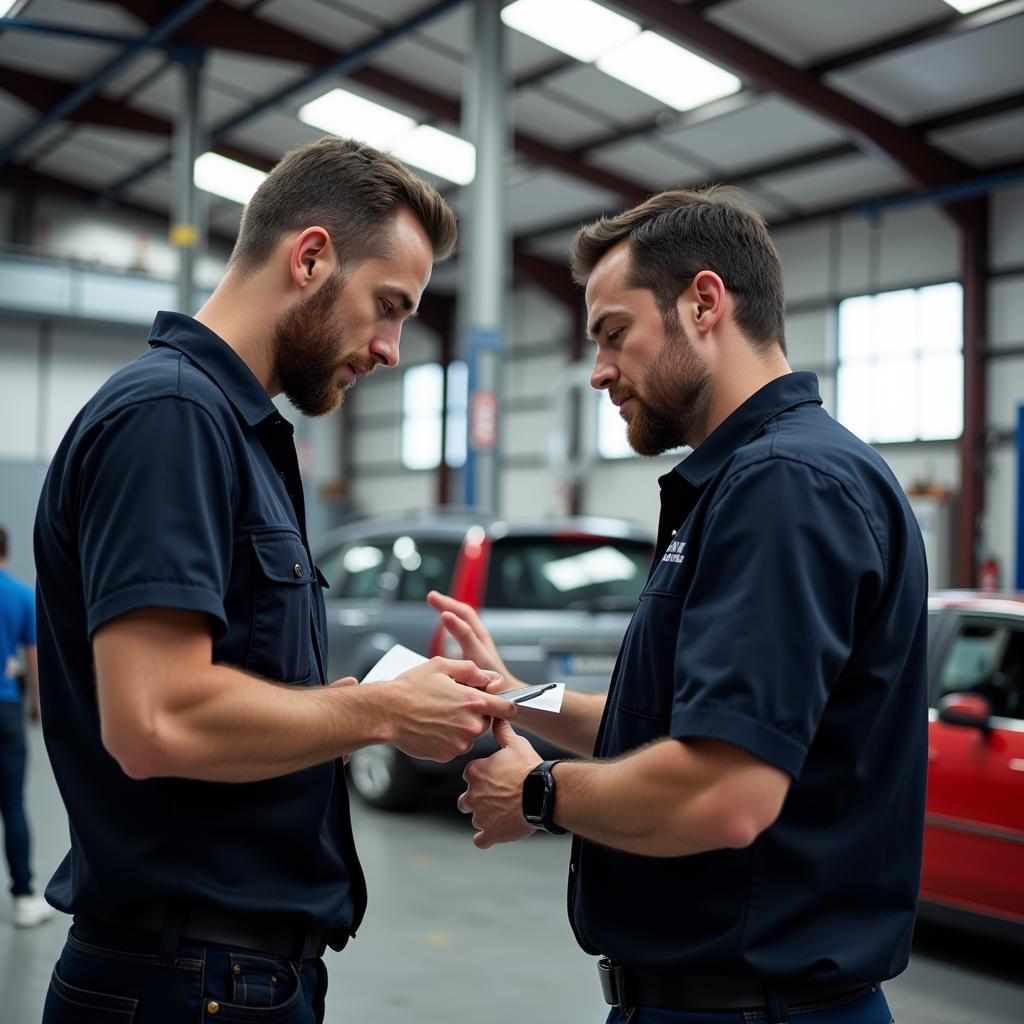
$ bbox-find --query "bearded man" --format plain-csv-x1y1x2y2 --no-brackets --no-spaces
34,137,515,1023
432,186,928,1024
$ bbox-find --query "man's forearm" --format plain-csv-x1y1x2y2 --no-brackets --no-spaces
548,739,790,857
511,689,605,756
106,665,395,783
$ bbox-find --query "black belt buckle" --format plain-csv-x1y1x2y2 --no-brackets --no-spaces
598,957,622,1006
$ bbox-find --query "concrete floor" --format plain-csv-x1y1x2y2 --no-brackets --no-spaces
2,726,1021,1023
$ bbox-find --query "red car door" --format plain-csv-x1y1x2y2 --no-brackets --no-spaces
923,612,1024,924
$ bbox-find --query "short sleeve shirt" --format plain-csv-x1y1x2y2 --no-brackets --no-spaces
0,569,35,704
34,312,365,942
568,372,929,982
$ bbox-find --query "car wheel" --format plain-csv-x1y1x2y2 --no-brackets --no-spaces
348,744,423,810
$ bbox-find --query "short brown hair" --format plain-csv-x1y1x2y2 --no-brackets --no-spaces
570,186,785,353
230,137,458,275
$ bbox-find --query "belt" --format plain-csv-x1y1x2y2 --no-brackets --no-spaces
598,958,873,1012
91,902,328,962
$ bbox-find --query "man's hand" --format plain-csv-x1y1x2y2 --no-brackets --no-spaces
458,719,543,849
427,591,523,693
386,658,517,763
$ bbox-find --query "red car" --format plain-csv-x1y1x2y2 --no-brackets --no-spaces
921,592,1024,942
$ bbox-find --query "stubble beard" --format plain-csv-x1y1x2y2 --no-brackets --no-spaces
273,271,374,417
625,310,711,456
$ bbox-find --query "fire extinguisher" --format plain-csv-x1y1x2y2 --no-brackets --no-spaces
979,556,1000,592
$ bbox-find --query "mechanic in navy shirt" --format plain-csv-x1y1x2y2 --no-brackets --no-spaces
434,186,928,1024
34,138,515,1024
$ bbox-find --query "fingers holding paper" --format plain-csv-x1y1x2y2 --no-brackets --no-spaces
387,657,517,764
459,719,542,849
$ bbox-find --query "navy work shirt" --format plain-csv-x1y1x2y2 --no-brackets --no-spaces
34,311,365,943
569,372,928,982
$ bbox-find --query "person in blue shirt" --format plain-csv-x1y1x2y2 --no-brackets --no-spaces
34,138,515,1024
0,525,53,928
433,186,928,1024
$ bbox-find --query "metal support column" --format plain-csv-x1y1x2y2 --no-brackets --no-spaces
171,51,204,314
459,0,507,511
1017,405,1024,590
956,199,989,588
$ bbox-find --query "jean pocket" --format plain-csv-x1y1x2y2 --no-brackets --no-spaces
45,963,139,1022
229,953,297,1008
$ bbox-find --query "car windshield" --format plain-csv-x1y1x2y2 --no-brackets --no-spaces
485,536,653,611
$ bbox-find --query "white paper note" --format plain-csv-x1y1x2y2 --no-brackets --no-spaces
360,644,428,684
519,682,565,714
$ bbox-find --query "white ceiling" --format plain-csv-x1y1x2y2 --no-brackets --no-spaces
0,0,1020,287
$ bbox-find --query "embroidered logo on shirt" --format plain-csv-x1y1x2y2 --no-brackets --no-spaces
661,539,686,564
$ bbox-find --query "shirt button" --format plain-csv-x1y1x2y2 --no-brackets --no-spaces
207,1001,220,1014
293,563,304,579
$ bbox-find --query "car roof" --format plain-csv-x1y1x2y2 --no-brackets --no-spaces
314,509,654,552
928,590,1024,617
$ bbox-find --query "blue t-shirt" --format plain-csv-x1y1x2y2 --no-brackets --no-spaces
569,372,929,983
0,568,36,704
34,311,365,944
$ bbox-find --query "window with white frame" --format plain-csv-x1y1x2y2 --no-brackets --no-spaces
836,282,963,444
400,361,468,470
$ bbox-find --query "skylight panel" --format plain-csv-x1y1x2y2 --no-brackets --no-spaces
193,152,266,205
298,89,416,152
500,0,640,62
597,31,741,111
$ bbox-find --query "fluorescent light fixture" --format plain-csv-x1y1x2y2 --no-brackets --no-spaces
501,0,639,62
298,88,416,150
597,31,741,111
193,152,266,205
942,0,1003,12
391,124,476,185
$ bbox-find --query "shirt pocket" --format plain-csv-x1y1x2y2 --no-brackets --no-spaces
246,530,313,684
614,590,686,723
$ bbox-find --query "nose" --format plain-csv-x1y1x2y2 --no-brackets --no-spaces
369,331,400,369
590,351,618,391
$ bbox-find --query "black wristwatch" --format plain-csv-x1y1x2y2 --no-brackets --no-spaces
522,759,567,835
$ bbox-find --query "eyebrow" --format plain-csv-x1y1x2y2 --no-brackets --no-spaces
587,308,625,342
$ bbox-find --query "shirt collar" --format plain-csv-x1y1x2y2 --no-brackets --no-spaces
673,371,822,489
147,311,280,427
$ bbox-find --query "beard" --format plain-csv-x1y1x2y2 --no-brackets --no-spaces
616,309,711,456
272,271,374,417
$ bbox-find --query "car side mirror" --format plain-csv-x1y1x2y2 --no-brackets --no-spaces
937,692,992,733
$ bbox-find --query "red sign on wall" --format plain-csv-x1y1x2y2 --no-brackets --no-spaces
470,391,498,451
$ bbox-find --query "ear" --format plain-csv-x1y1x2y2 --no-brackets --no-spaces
679,270,726,337
287,226,336,291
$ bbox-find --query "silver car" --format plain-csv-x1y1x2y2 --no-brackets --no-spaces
315,509,654,809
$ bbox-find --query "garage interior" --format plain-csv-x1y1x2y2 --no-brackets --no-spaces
0,0,1022,1021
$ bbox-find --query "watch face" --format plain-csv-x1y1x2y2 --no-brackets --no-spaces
522,769,549,823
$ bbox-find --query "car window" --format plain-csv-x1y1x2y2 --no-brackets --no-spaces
394,538,460,602
485,537,653,612
936,617,1024,720
329,540,395,599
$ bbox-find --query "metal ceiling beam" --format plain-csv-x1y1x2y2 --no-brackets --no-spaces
0,67,172,135
0,0,215,170
105,0,650,204
810,0,1024,75
604,0,977,227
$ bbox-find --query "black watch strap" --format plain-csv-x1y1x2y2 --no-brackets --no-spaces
522,759,567,835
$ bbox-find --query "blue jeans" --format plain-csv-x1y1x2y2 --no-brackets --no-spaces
42,918,328,1023
0,698,32,897
605,985,893,1024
